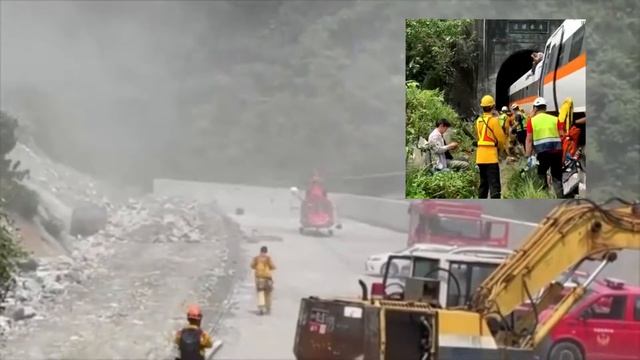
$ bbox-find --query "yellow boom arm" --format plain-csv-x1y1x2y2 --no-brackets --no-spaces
470,199,640,347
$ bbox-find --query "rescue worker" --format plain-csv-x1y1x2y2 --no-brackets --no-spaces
527,51,544,78
525,97,565,197
250,246,276,314
499,106,509,132
511,104,527,149
426,118,468,171
475,95,507,199
174,304,213,360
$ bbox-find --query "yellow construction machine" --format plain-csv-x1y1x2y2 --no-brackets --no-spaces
292,199,640,360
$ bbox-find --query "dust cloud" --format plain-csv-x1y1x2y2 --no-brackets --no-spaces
1,1,404,193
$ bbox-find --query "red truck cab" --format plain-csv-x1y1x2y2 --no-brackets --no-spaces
539,278,640,360
408,200,509,248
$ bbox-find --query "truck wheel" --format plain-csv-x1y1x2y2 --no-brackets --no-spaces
549,342,583,360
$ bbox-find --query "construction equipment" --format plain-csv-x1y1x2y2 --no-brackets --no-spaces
293,198,640,360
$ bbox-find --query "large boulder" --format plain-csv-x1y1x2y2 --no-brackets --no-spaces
69,203,108,237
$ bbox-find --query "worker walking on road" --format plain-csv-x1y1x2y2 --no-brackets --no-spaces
475,95,507,199
525,97,565,197
251,246,276,315
175,304,213,360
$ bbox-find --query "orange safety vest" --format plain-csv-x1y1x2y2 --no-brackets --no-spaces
476,114,498,147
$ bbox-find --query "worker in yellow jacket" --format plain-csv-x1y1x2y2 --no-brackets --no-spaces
475,95,507,199
251,246,276,314
174,304,213,360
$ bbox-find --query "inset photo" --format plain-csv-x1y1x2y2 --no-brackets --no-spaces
406,19,586,199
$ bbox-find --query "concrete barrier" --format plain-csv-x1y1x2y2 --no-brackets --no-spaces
152,179,557,233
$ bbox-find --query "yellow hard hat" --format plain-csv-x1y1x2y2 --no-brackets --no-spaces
480,95,495,107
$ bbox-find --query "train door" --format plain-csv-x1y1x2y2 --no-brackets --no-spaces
539,26,564,112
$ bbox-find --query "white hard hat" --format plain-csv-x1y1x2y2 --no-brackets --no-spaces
290,186,299,193
533,97,547,107
501,106,508,112
511,103,519,110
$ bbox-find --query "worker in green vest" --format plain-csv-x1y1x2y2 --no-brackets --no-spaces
525,97,566,197
499,106,509,131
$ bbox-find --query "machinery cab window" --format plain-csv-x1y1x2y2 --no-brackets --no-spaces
446,262,500,307
634,296,640,321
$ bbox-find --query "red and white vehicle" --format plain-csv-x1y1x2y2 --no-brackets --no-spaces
408,200,510,248
530,277,640,360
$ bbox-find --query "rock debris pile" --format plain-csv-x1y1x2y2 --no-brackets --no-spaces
0,195,235,337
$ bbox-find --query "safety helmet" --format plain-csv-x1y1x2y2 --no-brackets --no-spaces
480,95,495,107
187,304,202,320
501,106,508,112
533,97,547,107
511,104,519,110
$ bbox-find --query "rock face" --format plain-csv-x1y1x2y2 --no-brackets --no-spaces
69,204,108,237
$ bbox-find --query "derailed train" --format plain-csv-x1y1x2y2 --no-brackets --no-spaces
508,19,586,117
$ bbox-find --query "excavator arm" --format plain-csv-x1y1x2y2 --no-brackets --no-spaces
469,199,640,348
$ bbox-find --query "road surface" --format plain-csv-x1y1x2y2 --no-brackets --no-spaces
208,192,543,360
214,212,407,360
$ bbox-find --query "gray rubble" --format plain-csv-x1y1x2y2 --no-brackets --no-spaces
1,195,233,336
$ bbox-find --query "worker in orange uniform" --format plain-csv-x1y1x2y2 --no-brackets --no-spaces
475,95,507,199
251,246,276,315
174,304,213,360
525,97,565,197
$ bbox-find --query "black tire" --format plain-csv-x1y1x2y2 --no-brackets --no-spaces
548,341,583,360
298,227,304,234
327,229,334,237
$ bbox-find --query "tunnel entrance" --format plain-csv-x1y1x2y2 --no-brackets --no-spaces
495,49,536,109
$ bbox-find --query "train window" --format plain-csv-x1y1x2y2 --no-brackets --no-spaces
545,44,557,75
569,26,585,61
558,39,568,67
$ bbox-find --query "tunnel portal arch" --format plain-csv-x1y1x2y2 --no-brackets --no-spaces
495,49,537,109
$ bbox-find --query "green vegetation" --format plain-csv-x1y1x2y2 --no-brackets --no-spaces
406,19,477,100
0,213,27,303
0,110,30,302
405,19,480,199
407,166,479,199
503,166,555,199
406,81,479,198
406,81,459,145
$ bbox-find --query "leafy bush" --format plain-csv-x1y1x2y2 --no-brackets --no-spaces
406,81,461,145
0,212,27,303
406,19,476,94
406,166,479,199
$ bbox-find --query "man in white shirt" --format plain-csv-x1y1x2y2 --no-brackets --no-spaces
425,118,469,171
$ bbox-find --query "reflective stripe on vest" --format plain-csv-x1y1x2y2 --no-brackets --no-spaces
476,115,497,147
532,112,561,146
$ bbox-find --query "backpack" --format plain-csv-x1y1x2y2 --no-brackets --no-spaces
178,327,204,360
254,256,271,278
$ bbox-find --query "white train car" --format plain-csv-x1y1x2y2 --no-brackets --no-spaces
509,19,586,116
